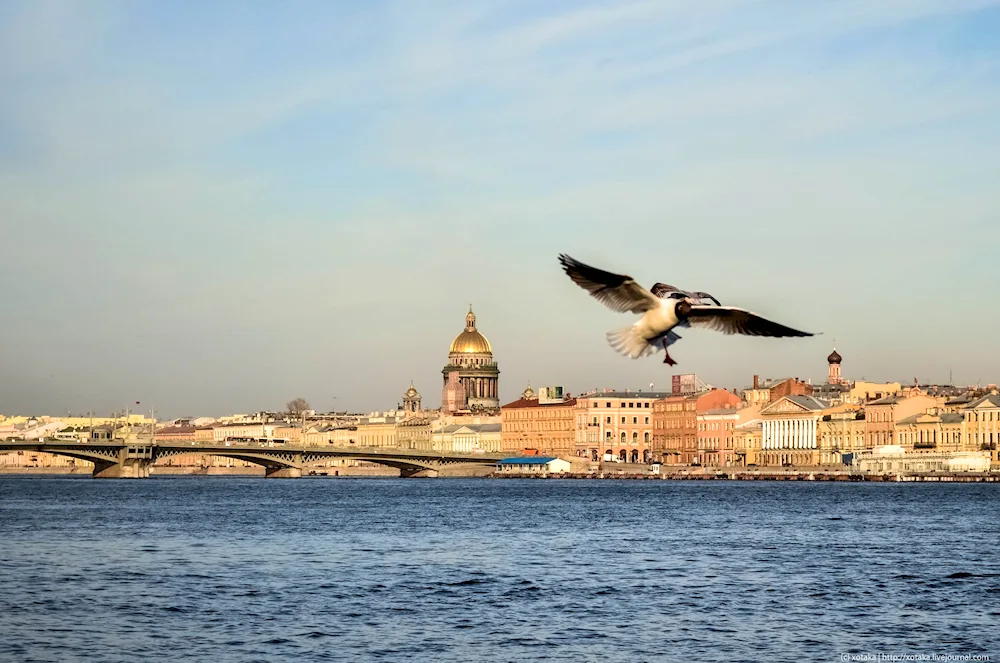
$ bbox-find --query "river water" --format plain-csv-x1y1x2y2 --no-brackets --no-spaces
1,476,998,662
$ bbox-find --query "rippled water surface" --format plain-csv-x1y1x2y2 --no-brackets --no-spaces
1,477,999,662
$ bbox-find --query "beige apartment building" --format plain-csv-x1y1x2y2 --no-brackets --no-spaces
865,393,943,447
355,416,399,447
575,390,673,463
963,393,1000,463
817,410,866,462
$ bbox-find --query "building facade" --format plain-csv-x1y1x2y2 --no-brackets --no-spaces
575,391,672,463
501,386,577,456
964,394,1000,461
652,389,742,464
865,393,942,447
697,408,741,467
759,395,831,466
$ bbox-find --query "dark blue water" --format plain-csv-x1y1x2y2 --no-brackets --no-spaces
1,477,998,662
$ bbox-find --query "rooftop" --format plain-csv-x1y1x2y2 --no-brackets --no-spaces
968,394,1000,409
896,412,965,425
581,391,678,400
502,397,578,409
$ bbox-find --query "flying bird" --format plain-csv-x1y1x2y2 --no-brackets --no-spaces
558,254,816,366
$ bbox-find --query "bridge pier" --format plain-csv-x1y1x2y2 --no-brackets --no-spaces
400,467,439,478
93,459,151,479
264,467,302,479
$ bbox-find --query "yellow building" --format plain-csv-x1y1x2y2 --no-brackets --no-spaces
356,416,399,447
964,393,1000,464
501,385,577,456
817,410,866,463
894,410,964,453
865,393,943,447
397,417,433,451
733,421,762,466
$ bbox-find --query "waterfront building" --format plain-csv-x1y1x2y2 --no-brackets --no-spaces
696,407,741,467
496,456,571,475
272,426,302,443
441,307,500,414
759,395,831,466
396,416,433,450
154,426,197,442
733,419,763,466
331,425,359,446
211,422,277,443
431,423,502,453
355,415,400,447
651,389,742,465
853,445,991,474
501,384,577,456
964,393,1000,464
302,424,334,446
576,390,673,463
894,409,964,453
817,409,866,463
865,393,943,447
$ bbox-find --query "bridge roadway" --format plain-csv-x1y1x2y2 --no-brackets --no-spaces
0,440,506,479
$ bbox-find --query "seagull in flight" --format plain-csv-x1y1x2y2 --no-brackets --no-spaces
558,254,816,366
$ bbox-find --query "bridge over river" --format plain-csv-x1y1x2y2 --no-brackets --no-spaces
0,441,505,478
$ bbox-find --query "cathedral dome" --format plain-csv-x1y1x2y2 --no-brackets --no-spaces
449,306,493,354
828,348,842,364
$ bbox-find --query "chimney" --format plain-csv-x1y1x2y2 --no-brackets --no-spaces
753,375,759,389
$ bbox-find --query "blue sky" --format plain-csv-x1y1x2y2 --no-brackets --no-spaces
2,0,999,417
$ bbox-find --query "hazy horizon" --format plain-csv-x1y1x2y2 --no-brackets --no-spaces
2,1,999,418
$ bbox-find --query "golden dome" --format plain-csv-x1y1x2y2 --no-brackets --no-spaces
450,330,492,354
449,306,493,354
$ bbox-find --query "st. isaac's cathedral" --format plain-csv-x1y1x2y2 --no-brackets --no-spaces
440,307,500,414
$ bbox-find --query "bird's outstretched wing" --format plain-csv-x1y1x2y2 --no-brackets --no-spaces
685,306,815,338
559,254,660,314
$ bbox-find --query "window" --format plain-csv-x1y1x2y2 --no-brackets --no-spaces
644,402,650,408
606,402,611,408
621,417,626,424
621,402,625,408
645,417,650,425
629,403,634,408
606,416,611,424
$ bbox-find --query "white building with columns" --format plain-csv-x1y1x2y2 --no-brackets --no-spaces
759,395,830,467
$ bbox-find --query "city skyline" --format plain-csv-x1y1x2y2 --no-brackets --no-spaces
2,1,999,416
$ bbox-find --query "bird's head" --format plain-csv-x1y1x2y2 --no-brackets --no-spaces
674,299,693,318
